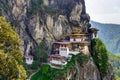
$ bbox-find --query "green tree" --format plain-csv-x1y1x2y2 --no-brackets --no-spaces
91,38,109,77
0,16,27,79
34,39,48,62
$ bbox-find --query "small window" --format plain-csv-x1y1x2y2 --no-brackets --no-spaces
65,45,66,47
74,38,76,41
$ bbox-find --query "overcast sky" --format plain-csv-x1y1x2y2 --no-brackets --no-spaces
85,0,120,24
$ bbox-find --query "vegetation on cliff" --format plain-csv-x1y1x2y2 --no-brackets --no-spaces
108,53,120,79
91,21,120,55
91,38,109,77
0,0,115,79
31,53,89,80
0,16,27,80
31,0,57,15
33,39,48,62
30,38,112,80
22,39,48,76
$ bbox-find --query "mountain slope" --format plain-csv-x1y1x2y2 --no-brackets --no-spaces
109,53,120,79
90,21,120,55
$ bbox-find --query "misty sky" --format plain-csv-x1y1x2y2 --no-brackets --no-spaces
85,0,120,24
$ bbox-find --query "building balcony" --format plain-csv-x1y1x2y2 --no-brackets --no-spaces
49,59,67,66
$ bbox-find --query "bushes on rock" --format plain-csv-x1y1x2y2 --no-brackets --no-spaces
91,38,109,77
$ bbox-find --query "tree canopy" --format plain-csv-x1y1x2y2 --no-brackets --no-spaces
34,39,48,62
0,16,27,80
91,38,109,77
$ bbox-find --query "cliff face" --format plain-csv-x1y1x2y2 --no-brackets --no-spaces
0,0,114,80
54,58,114,80
31,54,114,80
0,0,90,55
70,59,101,80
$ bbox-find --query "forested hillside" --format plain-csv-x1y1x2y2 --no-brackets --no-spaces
109,53,120,79
91,21,120,55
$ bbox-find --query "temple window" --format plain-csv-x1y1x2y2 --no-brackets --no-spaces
65,45,66,47
27,58,29,60
74,38,76,41
77,44,79,47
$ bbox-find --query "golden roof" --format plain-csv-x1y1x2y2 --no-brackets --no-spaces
72,28,82,34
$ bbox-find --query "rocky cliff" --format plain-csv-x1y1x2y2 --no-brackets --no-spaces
61,59,114,80
0,0,90,55
55,58,102,80
31,54,114,80
0,0,115,80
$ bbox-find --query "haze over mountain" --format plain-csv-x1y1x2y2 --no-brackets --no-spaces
91,21,120,55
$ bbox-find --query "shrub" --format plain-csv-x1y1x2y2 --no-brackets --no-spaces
91,38,109,77
33,39,48,62
31,54,89,80
30,60,39,69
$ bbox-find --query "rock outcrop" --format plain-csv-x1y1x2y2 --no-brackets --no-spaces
74,59,101,80
0,0,115,80
0,0,90,55
39,56,114,80
54,58,114,80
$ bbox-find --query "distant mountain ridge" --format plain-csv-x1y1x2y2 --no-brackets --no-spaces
90,21,120,55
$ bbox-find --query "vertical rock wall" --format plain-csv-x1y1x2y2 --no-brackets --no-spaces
0,0,90,55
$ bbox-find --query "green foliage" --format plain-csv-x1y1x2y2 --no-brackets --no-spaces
91,38,109,77
0,2,9,13
115,75,120,80
0,17,21,47
31,0,43,13
23,60,39,70
31,64,51,80
39,0,44,4
91,21,120,54
30,61,39,69
11,20,20,27
108,53,120,79
34,39,48,62
31,54,89,80
76,54,90,66
43,5,58,14
0,16,27,79
31,0,57,15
